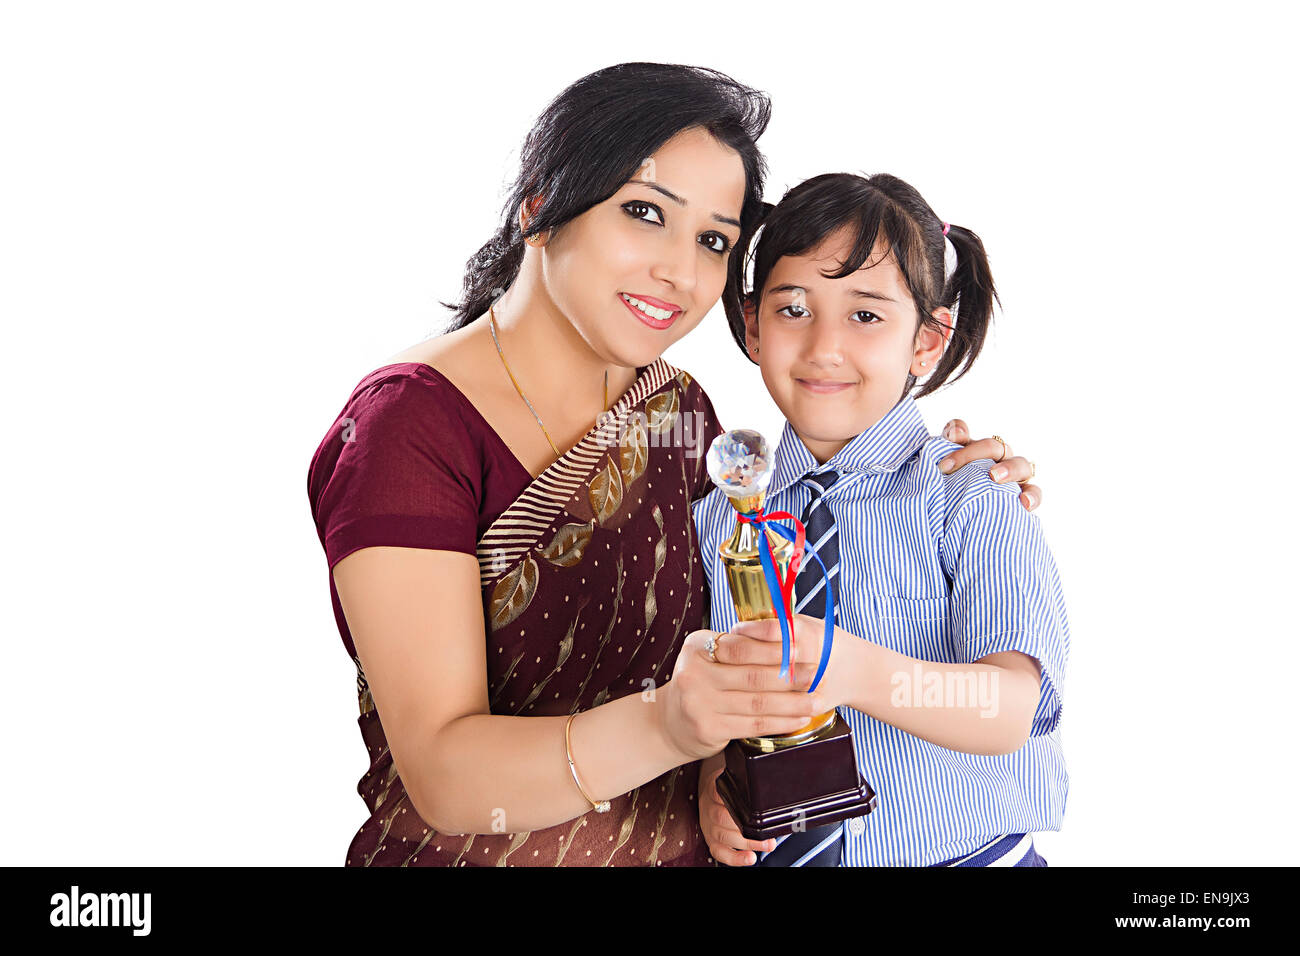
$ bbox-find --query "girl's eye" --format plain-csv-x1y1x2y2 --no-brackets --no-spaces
699,232,731,256
777,304,810,319
622,200,664,226
851,311,882,324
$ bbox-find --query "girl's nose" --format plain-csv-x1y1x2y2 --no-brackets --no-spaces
803,317,845,367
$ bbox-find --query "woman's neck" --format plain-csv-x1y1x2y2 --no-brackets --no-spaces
483,256,638,412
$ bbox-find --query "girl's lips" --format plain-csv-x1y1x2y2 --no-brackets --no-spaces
796,378,856,394
619,293,680,330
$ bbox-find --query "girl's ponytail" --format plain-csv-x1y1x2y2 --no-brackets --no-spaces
916,222,1000,399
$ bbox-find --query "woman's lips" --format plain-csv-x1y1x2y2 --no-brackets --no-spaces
619,293,681,330
796,378,856,394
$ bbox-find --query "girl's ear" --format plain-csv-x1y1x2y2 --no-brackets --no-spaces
912,308,954,374
743,295,760,360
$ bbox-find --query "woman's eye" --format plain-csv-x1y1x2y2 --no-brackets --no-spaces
777,304,809,319
851,311,882,324
622,200,664,226
699,233,731,255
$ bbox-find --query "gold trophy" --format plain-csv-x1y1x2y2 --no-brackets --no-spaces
707,429,877,840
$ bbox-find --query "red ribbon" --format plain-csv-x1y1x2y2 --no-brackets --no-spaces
736,507,807,637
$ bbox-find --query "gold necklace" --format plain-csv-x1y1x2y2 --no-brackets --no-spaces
489,303,608,459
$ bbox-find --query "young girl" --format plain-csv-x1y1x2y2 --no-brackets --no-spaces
692,172,1068,866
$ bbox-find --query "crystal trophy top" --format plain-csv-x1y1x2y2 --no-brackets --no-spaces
706,429,773,502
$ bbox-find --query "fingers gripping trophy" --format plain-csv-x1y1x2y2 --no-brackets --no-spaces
705,429,877,840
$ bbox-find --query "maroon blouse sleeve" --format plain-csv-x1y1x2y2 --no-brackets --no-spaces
308,369,482,570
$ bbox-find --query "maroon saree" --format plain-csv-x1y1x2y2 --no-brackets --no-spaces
318,358,724,866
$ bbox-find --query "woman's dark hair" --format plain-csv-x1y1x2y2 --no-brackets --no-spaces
441,63,772,334
738,172,999,399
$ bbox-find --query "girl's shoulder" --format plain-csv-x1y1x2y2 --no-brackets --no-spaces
916,435,1022,523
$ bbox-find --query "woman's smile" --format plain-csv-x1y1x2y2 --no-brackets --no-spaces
620,292,682,330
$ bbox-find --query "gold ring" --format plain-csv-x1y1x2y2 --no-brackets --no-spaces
1028,460,1036,480
991,435,1009,463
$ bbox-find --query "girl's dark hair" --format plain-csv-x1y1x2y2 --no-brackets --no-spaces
441,63,772,334
738,172,999,399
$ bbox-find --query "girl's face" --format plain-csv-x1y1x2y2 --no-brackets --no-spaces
744,226,952,463
537,126,747,369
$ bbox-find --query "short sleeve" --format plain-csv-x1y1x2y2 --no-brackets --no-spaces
308,373,482,570
943,474,1070,738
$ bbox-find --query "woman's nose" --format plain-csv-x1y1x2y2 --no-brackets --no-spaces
648,236,699,296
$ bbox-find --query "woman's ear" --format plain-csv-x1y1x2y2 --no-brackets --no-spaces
912,308,954,374
520,194,545,236
743,295,760,361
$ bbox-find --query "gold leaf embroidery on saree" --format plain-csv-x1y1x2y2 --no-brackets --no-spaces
645,388,680,435
514,598,589,714
489,552,539,630
553,815,586,866
645,766,681,866
498,830,531,866
619,412,649,488
602,787,641,866
538,520,595,568
588,455,624,525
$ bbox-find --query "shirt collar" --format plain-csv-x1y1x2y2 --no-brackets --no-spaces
768,395,932,499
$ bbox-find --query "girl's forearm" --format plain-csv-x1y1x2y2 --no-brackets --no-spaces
842,637,1039,756
415,683,691,835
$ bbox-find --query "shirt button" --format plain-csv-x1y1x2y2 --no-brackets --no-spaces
848,816,866,836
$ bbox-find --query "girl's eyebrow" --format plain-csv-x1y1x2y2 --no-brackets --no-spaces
624,180,742,229
768,283,898,304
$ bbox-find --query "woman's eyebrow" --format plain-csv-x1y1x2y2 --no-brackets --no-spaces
624,180,742,229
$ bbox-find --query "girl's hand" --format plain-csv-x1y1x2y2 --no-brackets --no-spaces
661,629,827,761
698,759,777,866
937,418,1042,512
727,615,859,711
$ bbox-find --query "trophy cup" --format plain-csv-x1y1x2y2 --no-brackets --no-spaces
706,429,877,840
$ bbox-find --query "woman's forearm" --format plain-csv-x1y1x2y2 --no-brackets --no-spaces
414,682,691,835
843,637,1039,756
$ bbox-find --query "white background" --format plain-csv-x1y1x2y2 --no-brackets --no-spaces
3,1,1296,865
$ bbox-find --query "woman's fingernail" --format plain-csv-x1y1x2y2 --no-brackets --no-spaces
991,466,1007,481
938,458,955,473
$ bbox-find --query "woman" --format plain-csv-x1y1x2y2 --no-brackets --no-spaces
307,62,1042,866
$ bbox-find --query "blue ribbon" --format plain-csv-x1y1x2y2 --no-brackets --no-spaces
739,509,836,694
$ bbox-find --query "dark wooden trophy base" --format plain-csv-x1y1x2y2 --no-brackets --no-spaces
714,712,877,841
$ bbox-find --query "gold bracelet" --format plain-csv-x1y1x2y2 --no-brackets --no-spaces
565,712,611,813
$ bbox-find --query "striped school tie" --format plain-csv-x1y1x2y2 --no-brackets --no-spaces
757,467,844,867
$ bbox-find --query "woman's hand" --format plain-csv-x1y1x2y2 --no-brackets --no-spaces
660,629,827,761
698,757,776,866
937,419,1042,512
727,614,861,712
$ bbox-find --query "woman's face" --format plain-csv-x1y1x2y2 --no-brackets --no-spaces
537,126,748,369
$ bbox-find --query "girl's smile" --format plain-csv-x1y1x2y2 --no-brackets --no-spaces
795,377,858,394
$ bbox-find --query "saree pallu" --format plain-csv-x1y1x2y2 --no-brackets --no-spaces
347,359,723,866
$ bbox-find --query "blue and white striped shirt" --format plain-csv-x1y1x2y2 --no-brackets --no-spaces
692,395,1070,866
